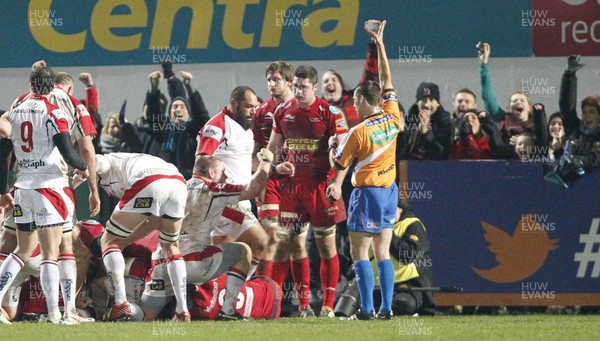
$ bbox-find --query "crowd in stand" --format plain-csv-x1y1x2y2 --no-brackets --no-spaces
0,19,598,324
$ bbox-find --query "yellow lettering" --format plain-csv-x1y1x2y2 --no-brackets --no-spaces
28,0,86,52
218,0,258,49
150,0,213,49
260,0,306,47
91,0,147,51
302,0,358,47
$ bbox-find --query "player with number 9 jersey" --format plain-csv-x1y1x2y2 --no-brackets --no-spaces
8,95,71,189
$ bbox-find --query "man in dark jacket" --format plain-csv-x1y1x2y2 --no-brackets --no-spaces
399,82,452,160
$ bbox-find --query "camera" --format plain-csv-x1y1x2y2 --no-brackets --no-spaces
544,139,586,188
365,21,379,31
475,42,484,52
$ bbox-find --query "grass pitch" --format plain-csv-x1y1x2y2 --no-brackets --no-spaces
0,315,599,340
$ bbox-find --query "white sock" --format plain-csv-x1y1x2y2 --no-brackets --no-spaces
223,267,246,315
102,247,127,305
129,302,145,321
166,257,187,313
58,254,77,315
0,253,24,299
40,259,60,317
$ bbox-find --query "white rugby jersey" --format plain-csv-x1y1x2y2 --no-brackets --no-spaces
7,95,70,189
12,85,96,143
196,107,254,184
178,176,243,252
98,153,182,198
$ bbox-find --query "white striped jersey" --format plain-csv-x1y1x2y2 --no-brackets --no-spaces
7,95,70,189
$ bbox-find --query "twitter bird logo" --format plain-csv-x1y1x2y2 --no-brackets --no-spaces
471,214,559,283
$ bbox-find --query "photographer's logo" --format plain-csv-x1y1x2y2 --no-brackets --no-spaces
399,250,432,269
399,182,433,202
520,213,556,233
521,9,556,29
152,115,188,133
281,281,309,303
29,9,63,28
399,318,432,336
520,145,555,165
152,320,187,335
275,9,309,28
521,77,556,97
398,46,432,63
521,281,556,301
152,46,187,64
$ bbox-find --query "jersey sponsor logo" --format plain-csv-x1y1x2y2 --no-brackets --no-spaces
383,93,398,102
324,206,340,216
329,105,342,115
36,208,51,220
17,159,46,169
286,138,320,152
203,280,220,313
377,163,395,176
370,125,400,145
133,197,153,209
13,205,23,217
265,112,274,118
202,125,223,141
365,114,393,127
0,271,14,291
309,117,321,123
149,279,165,291
366,220,380,229
284,114,296,121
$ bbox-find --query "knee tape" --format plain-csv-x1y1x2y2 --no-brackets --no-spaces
159,229,179,243
106,219,132,239
314,225,336,239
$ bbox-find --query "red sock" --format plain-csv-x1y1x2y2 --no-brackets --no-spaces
272,260,290,287
320,254,340,309
256,260,273,278
291,257,310,306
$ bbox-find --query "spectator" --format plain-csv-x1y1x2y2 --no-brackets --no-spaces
449,109,503,160
452,88,478,121
159,69,211,179
132,71,169,157
329,19,401,320
478,43,535,158
547,111,565,161
99,102,142,155
559,55,600,171
400,82,453,160
78,72,103,154
320,40,379,129
99,114,122,153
